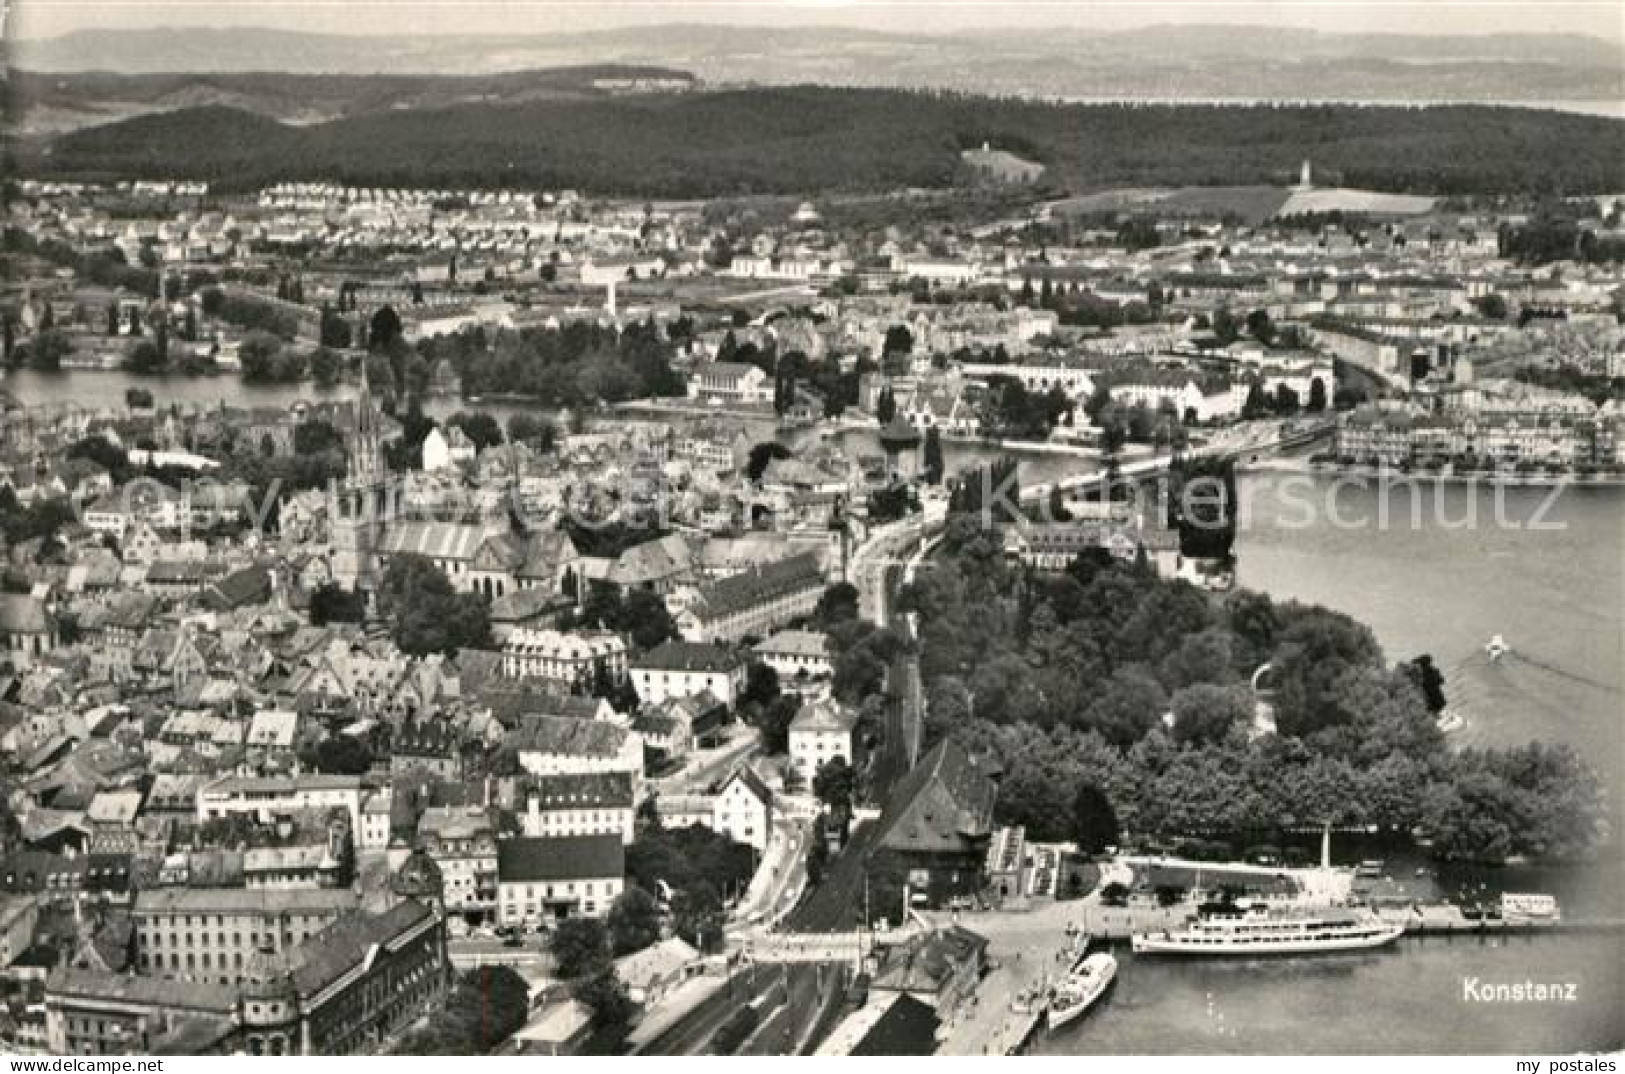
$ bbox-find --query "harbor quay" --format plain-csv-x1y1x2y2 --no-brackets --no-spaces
914,853,1620,1057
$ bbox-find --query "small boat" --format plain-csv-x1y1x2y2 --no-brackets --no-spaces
1486,634,1510,661
1500,893,1561,924
1046,953,1116,1032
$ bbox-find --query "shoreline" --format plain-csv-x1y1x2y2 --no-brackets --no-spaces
1239,456,1625,488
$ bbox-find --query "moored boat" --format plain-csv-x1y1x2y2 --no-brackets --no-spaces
1046,953,1117,1032
1500,893,1561,924
1130,902,1404,956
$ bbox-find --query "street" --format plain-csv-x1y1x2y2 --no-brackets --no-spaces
732,814,811,927
634,964,842,1055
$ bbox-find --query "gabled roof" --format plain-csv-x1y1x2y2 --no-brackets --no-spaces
516,532,581,580
791,697,852,735
609,534,694,587
632,640,743,675
872,739,996,855
203,565,272,611
510,714,630,759
46,966,237,1014
381,520,486,562
719,765,774,807
686,552,823,624
484,687,612,726
753,630,833,660
873,925,989,997
526,771,636,811
289,900,435,997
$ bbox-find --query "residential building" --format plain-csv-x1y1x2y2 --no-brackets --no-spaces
495,835,625,925
508,716,642,779
689,362,772,405
417,806,498,921
195,775,366,833
674,552,825,643
519,772,637,845
712,767,774,851
752,630,835,682
0,894,39,969
867,740,997,907
788,698,854,783
629,640,747,708
502,629,628,688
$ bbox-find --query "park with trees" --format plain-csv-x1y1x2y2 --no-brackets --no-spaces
899,504,1610,865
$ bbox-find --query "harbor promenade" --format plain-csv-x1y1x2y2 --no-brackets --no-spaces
927,902,1101,1055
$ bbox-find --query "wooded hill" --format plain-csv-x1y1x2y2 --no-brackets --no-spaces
24,88,1625,198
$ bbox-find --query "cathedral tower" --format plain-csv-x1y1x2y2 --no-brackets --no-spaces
330,359,389,595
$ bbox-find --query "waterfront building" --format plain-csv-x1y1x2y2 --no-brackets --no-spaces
867,740,997,908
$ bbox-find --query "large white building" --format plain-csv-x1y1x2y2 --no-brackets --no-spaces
503,629,628,687
788,698,854,783
752,630,835,683
510,716,643,779
195,775,366,832
688,362,772,405
520,772,637,845
629,641,747,709
1107,370,1242,424
674,552,826,644
418,806,498,919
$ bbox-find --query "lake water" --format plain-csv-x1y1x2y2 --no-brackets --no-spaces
1034,933,1624,1054
1045,475,1625,1055
1,368,1096,486
1024,473,1615,1056
1236,474,1624,813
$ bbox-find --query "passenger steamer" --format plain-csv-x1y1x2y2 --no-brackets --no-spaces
1131,902,1404,956
1046,952,1117,1032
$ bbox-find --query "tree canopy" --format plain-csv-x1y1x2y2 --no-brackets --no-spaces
905,513,1609,863
377,554,491,656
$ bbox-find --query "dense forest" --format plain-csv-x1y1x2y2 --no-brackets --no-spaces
31,90,1625,197
899,510,1611,864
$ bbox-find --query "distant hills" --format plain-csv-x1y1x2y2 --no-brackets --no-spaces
19,88,1625,199
7,23,1621,106
5,66,698,135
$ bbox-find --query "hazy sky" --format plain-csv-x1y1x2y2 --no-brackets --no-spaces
9,0,1624,42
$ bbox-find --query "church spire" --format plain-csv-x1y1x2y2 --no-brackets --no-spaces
347,353,382,483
